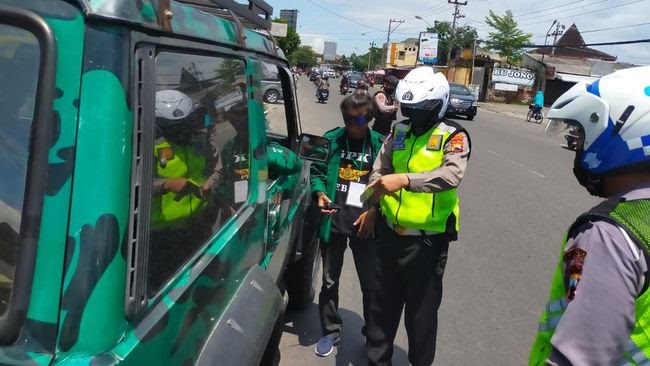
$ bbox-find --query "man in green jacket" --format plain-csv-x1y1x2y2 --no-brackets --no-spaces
311,93,384,357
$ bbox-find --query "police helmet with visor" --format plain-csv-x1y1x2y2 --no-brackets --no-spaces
545,66,650,195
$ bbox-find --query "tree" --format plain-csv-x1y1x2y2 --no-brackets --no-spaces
484,10,532,64
273,18,301,60
426,21,478,66
291,46,317,69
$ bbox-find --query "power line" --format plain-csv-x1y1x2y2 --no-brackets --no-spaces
512,0,584,18
523,38,650,48
516,0,610,22
581,21,650,34
304,0,384,32
519,0,644,27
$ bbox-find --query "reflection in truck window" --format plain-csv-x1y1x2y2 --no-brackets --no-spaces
149,52,250,294
0,24,39,315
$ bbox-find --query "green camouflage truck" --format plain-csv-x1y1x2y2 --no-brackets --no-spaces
0,0,327,364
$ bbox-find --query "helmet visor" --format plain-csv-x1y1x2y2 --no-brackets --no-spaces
545,119,585,150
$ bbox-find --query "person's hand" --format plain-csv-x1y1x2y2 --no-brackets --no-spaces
366,174,409,201
201,182,212,195
163,178,189,194
317,192,337,215
354,207,376,239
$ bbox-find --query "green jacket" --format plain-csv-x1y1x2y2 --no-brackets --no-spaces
310,127,384,242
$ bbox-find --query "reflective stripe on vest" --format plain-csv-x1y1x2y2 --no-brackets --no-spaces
380,121,460,234
152,139,206,228
530,199,650,366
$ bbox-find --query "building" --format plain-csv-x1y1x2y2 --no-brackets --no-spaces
279,9,298,29
323,41,337,62
384,38,419,68
524,23,635,105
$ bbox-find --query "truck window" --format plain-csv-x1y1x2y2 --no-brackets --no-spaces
261,61,289,138
148,52,249,294
0,24,39,315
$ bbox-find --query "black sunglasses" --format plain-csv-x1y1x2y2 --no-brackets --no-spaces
343,115,367,125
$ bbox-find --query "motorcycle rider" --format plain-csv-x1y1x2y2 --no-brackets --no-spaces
372,75,400,136
316,75,330,100
530,66,650,365
531,88,544,115
364,66,471,366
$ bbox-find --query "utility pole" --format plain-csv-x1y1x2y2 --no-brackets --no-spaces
382,19,405,67
368,41,376,71
446,0,467,67
550,22,566,56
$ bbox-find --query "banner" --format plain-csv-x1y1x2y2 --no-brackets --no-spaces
491,68,535,87
417,32,439,64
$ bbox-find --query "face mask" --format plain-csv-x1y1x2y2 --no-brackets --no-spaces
573,153,606,197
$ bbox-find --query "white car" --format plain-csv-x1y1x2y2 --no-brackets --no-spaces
323,69,336,78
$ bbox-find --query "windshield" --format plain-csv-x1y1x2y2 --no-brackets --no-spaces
0,24,39,315
450,83,471,95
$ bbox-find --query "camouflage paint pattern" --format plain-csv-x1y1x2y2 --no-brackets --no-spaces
0,1,85,365
1,0,298,364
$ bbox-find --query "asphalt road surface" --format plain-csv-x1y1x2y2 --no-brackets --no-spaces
277,77,599,366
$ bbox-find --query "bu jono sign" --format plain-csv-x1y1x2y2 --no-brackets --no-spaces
492,68,535,87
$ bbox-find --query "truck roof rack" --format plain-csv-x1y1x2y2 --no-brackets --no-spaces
176,0,273,31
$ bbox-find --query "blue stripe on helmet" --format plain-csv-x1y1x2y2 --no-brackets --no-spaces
587,79,601,97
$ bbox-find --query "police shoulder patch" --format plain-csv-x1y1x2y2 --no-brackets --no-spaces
564,247,587,301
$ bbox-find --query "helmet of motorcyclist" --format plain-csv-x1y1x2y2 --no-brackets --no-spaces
395,66,449,131
156,90,193,124
356,80,368,90
544,65,650,196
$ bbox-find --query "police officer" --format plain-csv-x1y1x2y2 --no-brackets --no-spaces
530,66,650,365
364,66,471,366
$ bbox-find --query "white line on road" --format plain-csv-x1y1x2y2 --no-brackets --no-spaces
486,149,546,178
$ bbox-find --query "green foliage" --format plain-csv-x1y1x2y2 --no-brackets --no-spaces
275,26,301,59
290,46,317,68
426,21,478,65
484,10,532,64
346,47,382,72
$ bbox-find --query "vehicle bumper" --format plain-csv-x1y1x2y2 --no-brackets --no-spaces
447,104,477,116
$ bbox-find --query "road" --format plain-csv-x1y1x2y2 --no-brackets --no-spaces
277,77,599,366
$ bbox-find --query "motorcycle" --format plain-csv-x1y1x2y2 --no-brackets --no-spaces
317,88,329,103
526,102,544,123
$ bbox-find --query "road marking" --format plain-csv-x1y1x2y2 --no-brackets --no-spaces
487,149,546,178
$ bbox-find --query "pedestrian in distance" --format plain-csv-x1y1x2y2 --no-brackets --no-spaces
310,93,385,357
364,66,471,366
530,66,650,365
372,75,400,137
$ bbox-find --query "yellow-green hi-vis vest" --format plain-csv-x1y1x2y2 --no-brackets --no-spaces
152,139,206,229
530,198,650,366
380,121,462,234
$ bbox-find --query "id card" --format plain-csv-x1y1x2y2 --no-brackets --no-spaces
234,180,248,203
346,182,366,208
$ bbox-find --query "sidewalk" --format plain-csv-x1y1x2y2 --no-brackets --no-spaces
479,102,530,120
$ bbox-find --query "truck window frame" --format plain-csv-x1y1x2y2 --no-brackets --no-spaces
126,36,260,318
0,5,57,344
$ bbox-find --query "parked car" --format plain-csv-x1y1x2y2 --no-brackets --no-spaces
262,79,283,103
447,83,478,120
0,0,327,365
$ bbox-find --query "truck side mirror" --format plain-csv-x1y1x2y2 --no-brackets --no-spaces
298,133,330,163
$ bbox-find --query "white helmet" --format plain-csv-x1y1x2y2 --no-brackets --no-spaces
395,66,450,120
545,66,650,175
155,90,193,121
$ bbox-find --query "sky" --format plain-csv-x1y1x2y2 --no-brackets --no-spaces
266,0,650,65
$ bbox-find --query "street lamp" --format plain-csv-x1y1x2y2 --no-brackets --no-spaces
415,15,433,28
